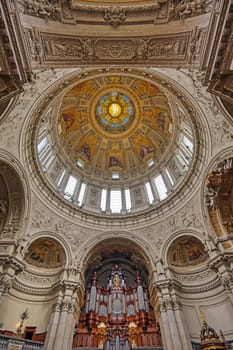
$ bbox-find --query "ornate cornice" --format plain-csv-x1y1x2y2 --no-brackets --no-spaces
16,0,211,25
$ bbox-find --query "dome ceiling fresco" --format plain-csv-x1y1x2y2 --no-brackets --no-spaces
33,68,200,216
58,75,173,179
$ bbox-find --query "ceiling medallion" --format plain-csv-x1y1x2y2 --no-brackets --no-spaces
95,91,135,133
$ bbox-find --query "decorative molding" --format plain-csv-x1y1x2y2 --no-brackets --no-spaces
37,32,191,67
18,270,61,286
103,7,127,27
16,0,211,26
173,269,214,282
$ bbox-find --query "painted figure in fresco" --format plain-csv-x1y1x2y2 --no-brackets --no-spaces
157,112,167,129
29,243,52,265
109,155,123,168
62,112,74,131
187,246,202,261
78,143,91,161
140,145,154,159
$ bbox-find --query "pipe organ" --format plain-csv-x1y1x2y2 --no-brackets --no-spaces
73,265,162,349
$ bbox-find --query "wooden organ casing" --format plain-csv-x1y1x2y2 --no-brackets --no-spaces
73,265,162,349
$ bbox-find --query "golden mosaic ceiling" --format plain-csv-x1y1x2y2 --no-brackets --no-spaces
58,74,173,178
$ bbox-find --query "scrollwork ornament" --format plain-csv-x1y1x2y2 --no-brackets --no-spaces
103,7,127,27
68,301,76,314
1,226,18,239
52,301,62,312
222,273,233,292
172,299,182,310
61,300,70,312
165,299,173,310
158,301,166,313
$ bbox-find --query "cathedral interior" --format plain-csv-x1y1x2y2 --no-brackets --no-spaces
0,1,233,350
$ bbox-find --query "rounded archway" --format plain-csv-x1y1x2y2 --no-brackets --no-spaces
0,153,29,238
73,236,162,349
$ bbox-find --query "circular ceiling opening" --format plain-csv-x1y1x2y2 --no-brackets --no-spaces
95,91,135,133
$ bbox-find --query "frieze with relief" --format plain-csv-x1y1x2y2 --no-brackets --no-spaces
29,198,96,250
39,32,190,66
136,195,204,251
19,270,60,286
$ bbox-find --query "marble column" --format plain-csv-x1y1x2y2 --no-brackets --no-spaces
165,299,183,349
173,300,193,350
62,299,77,350
159,301,174,350
53,298,71,350
154,276,192,350
44,296,63,350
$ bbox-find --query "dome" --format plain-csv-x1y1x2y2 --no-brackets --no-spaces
33,68,200,217
57,75,173,181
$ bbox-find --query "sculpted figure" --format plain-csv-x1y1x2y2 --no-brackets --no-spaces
0,200,8,216
206,185,217,209
83,39,95,60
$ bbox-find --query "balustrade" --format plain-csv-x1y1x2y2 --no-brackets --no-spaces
0,335,44,350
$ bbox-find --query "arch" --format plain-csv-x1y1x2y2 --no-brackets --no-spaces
201,147,233,240
0,150,30,238
74,230,157,277
73,231,163,350
167,235,207,269
24,231,73,268
160,229,207,266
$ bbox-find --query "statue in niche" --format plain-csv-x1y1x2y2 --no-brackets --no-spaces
0,200,8,216
16,236,29,257
206,185,218,209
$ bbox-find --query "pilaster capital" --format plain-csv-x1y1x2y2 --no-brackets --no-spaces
52,300,62,312
0,255,25,275
0,275,13,294
153,278,171,292
60,299,76,313
208,252,233,272
61,300,70,312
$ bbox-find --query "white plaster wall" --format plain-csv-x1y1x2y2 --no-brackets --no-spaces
0,295,53,333
183,297,233,341
182,305,201,340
